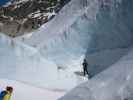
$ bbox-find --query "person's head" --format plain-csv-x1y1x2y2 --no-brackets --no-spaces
6,86,13,93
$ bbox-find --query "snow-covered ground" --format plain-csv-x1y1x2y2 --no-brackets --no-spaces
0,79,65,100
59,48,133,100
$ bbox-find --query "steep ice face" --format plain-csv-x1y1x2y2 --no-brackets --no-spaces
17,0,133,72
86,0,133,52
85,0,133,76
17,0,99,65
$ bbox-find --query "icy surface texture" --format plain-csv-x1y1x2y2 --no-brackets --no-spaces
59,49,133,100
18,0,133,67
17,0,99,65
0,34,87,91
85,0,133,76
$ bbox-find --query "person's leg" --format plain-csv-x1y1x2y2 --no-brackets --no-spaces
84,68,88,76
86,70,92,79
86,69,89,76
83,68,86,76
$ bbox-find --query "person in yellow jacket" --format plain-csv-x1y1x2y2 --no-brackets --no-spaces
3,86,13,100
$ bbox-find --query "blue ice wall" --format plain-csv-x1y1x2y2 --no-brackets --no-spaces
85,0,133,77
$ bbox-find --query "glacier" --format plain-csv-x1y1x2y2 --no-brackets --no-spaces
16,0,133,76
0,0,133,99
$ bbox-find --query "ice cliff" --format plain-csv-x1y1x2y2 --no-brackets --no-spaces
19,0,133,75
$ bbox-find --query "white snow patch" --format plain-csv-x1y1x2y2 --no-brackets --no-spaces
0,79,65,100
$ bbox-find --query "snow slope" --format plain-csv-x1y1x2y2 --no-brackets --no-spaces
0,79,65,100
59,48,133,100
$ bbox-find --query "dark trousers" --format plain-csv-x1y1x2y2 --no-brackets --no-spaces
83,67,89,76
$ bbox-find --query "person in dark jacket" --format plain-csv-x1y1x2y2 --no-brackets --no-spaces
82,59,89,76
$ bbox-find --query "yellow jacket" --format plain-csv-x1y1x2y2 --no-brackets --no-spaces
3,91,11,100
